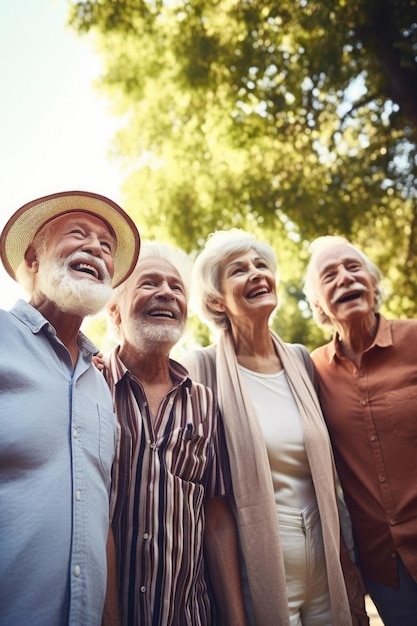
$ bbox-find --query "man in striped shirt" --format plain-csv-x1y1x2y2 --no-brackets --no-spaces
104,242,246,626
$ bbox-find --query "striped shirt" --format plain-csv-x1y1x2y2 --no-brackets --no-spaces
104,347,231,626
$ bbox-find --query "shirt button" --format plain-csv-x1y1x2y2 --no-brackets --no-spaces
150,442,156,450
75,490,81,501
74,565,81,577
379,475,386,483
389,517,397,525
370,434,377,442
140,586,146,593
143,533,149,539
361,400,367,406
73,429,78,438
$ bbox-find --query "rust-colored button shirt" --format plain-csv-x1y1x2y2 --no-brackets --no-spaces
312,315,417,588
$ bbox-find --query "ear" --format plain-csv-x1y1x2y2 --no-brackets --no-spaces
107,300,121,326
371,276,379,304
24,244,39,273
208,297,226,313
313,299,324,315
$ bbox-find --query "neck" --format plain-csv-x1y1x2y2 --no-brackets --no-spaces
118,340,172,385
30,297,83,368
229,318,281,374
336,313,379,365
118,341,175,420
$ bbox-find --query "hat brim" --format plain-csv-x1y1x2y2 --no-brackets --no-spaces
0,191,140,287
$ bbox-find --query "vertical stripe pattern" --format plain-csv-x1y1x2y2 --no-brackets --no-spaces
105,348,230,626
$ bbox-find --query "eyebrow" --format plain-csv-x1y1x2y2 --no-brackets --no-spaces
319,256,363,275
139,270,184,285
226,255,265,268
65,218,115,240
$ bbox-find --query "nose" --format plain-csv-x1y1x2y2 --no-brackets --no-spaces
248,263,262,280
156,281,175,299
337,265,354,286
82,233,103,257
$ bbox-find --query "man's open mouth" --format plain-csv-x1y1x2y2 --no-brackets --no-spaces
337,292,362,304
71,262,101,280
149,309,176,318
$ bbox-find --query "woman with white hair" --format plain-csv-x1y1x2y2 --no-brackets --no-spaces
182,229,367,626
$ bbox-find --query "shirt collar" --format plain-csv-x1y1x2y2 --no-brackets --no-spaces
10,299,50,333
371,314,393,348
330,313,392,362
107,345,192,389
9,298,98,358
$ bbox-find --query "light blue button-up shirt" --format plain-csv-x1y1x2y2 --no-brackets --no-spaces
0,300,117,626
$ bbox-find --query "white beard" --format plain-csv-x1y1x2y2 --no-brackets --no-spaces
123,315,185,349
37,254,113,316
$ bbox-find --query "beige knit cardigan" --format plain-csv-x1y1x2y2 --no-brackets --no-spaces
183,330,353,626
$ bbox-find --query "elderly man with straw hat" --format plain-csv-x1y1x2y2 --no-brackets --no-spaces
0,191,140,626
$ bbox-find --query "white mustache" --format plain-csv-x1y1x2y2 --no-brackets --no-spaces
65,251,111,283
143,298,181,318
331,283,367,305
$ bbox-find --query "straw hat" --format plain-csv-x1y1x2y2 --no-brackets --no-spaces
0,190,141,287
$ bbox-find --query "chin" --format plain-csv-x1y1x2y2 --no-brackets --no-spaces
40,275,113,317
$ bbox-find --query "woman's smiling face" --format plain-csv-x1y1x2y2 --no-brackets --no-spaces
215,249,278,323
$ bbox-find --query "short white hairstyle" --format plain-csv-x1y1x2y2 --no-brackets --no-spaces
112,240,192,301
107,241,193,340
191,228,278,332
304,235,383,328
14,229,50,294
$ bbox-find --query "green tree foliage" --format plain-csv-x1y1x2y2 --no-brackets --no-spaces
69,0,417,348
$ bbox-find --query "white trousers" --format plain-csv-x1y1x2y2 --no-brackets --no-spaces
278,502,333,626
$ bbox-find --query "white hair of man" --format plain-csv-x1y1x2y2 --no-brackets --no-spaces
15,229,50,294
304,235,384,329
108,241,193,342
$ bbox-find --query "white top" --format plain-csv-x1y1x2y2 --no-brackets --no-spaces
239,365,315,511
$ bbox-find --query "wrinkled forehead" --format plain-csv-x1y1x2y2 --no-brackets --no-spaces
314,244,363,274
221,248,269,272
135,257,183,282
37,210,116,241
225,248,264,263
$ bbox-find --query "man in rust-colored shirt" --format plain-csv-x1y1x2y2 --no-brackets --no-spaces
304,235,417,626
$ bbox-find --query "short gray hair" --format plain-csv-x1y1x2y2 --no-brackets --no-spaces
14,228,50,294
107,241,192,340
304,235,383,329
191,228,278,332
112,240,192,301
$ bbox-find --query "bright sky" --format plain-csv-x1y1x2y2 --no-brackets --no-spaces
1,0,124,308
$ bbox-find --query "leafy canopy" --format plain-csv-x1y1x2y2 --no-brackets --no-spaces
70,0,417,348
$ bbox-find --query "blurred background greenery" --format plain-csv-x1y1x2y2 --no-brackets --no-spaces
68,0,417,351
